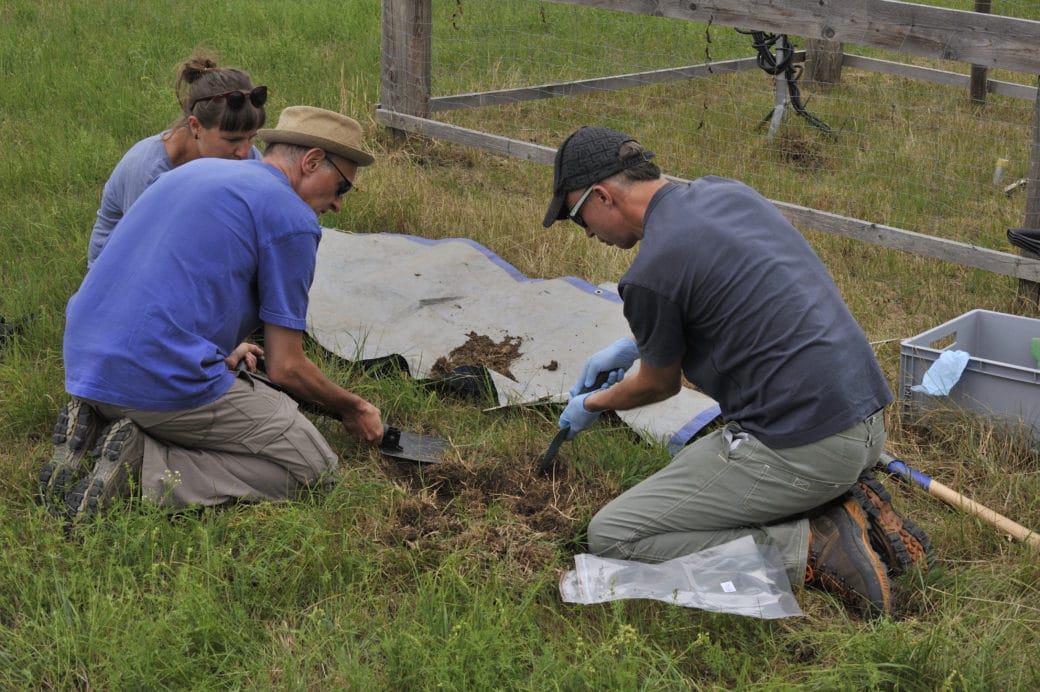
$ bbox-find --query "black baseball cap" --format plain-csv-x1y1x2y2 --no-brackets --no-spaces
542,126,654,227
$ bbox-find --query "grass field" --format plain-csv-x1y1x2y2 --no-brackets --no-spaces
2,1,1039,689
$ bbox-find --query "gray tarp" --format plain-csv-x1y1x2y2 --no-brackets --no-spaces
307,230,719,451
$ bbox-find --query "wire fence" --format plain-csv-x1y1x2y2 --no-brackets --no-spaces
380,0,1040,281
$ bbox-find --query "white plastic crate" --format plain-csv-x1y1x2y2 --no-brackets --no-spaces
899,309,1040,438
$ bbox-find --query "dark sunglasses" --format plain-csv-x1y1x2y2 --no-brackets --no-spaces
189,85,268,113
325,155,354,197
568,184,596,229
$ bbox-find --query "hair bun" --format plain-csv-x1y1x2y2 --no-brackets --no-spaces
179,51,222,84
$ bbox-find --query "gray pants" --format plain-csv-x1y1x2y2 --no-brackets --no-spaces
587,411,886,585
86,376,339,509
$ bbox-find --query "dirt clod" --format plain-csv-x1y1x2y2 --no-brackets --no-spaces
431,331,523,381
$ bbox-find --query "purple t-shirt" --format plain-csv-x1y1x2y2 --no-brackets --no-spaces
87,132,263,267
65,158,320,411
620,179,892,448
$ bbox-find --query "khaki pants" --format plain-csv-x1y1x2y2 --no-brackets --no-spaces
587,411,886,585
86,376,338,509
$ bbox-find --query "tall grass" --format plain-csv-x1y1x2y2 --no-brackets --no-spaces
2,1,1039,689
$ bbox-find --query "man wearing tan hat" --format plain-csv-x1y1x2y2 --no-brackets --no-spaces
56,106,382,521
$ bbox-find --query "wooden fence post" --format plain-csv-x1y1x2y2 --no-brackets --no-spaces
381,0,432,138
804,39,843,86
970,1,992,105
1018,76,1040,309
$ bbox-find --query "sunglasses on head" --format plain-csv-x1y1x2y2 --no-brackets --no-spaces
189,85,268,113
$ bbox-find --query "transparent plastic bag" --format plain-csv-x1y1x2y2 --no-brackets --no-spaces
559,535,803,619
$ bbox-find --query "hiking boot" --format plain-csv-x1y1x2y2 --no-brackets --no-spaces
850,474,933,575
65,417,144,522
807,497,892,618
38,399,103,507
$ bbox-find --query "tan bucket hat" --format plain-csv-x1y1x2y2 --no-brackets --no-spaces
258,106,374,166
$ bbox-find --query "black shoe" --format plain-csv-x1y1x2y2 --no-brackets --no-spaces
850,474,933,575
807,497,892,618
65,418,144,522
38,399,103,508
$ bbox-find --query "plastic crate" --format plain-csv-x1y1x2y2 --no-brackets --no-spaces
899,309,1040,438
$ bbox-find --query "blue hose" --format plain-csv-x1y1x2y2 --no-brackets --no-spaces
880,453,933,490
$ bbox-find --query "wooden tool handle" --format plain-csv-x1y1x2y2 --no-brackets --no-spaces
926,478,1040,548
882,454,1040,549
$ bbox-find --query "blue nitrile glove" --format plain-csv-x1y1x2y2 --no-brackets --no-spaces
559,391,601,441
910,350,970,396
570,337,639,397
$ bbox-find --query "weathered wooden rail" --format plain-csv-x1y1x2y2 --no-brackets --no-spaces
378,0,1040,290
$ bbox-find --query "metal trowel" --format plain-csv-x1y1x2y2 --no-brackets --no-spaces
379,425,449,464
236,361,450,464
537,371,612,476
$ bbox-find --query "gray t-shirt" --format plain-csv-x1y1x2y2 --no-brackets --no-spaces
619,178,892,448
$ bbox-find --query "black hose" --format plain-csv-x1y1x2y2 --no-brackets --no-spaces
736,29,831,133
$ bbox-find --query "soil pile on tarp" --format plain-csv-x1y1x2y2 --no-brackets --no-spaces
430,332,523,381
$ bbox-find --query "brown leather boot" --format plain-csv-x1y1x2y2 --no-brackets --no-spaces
850,473,933,575
807,497,892,618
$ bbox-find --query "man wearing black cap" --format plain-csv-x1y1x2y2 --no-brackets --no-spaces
543,125,932,618
51,107,384,521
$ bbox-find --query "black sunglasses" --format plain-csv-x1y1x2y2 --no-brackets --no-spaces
568,184,596,229
325,155,354,197
189,85,268,113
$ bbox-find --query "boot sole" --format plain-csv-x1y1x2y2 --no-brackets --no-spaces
65,418,143,522
38,401,102,507
851,475,933,574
